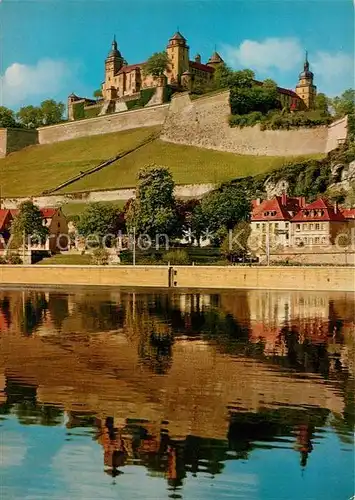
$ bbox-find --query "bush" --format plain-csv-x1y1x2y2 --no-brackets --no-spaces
162,249,190,265
7,254,23,265
91,248,109,265
0,257,7,265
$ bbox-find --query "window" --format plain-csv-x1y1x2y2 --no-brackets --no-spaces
256,223,260,229
285,223,289,228
309,223,313,230
275,223,279,230
296,224,301,231
262,223,266,232
315,223,320,230
315,237,320,244
304,224,308,230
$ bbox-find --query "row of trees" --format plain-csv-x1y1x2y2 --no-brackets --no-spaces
75,165,251,255
0,99,65,129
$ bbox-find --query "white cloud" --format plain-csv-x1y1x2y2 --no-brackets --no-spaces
312,51,354,96
222,37,354,96
223,37,303,72
0,59,74,108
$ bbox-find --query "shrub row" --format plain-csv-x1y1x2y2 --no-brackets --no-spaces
229,110,332,130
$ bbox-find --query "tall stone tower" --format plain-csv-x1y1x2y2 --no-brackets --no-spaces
166,31,190,84
295,52,317,109
105,37,124,81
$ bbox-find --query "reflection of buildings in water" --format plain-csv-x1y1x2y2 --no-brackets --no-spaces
0,371,5,403
247,291,349,357
294,423,314,468
178,294,211,314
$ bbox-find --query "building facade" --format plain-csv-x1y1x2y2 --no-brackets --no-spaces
101,32,220,101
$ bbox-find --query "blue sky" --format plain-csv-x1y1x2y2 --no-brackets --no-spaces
0,0,354,109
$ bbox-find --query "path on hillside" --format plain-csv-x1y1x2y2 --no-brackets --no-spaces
41,131,160,195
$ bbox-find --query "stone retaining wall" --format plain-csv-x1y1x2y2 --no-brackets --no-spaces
38,104,169,144
0,265,353,292
161,92,346,156
1,183,215,209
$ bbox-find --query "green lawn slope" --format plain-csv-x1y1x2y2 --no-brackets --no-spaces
1,125,323,197
1,127,160,197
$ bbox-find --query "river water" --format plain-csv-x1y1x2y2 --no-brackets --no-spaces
0,287,354,500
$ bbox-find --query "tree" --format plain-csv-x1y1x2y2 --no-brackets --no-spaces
230,82,280,116
220,221,251,262
40,99,65,125
329,89,355,118
0,106,18,128
77,203,122,244
228,69,255,89
126,165,178,238
17,105,43,128
143,52,170,77
315,93,329,115
10,201,49,247
197,185,251,243
93,89,103,100
212,63,234,89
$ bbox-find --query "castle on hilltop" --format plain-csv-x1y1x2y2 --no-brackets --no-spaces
68,31,317,120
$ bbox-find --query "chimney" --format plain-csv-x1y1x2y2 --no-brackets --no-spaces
195,54,201,63
281,192,287,206
298,196,306,208
256,198,261,206
334,201,338,214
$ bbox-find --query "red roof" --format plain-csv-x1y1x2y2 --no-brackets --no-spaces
291,198,345,222
251,196,302,221
253,79,301,100
189,61,214,73
117,63,144,74
340,208,355,219
0,209,11,232
40,208,58,218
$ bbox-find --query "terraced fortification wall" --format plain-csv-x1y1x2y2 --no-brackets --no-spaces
160,92,346,156
38,104,169,144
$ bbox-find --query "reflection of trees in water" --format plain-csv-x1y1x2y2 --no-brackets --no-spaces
47,293,69,331
75,298,125,332
21,292,48,335
0,377,63,426
0,296,11,329
138,321,174,375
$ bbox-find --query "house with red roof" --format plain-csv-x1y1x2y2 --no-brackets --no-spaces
0,207,68,253
290,198,348,247
250,193,305,250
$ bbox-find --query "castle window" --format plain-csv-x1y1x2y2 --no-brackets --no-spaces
256,223,260,229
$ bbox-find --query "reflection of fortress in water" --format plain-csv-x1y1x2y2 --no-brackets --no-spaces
0,288,354,485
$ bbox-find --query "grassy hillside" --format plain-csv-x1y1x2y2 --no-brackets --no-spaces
1,125,322,197
0,127,160,197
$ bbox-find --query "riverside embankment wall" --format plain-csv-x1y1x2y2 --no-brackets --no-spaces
161,92,347,156
0,265,353,292
37,104,169,144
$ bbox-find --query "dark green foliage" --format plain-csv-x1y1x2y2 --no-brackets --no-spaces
229,110,332,130
93,89,103,99
0,106,21,128
77,202,123,243
143,52,170,77
229,84,281,116
11,201,49,246
40,99,65,125
84,106,100,119
162,249,190,265
72,101,85,120
126,165,179,238
16,105,43,128
163,85,174,103
330,89,355,118
222,145,355,202
139,88,156,107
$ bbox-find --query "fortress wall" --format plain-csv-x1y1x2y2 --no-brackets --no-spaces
38,104,169,144
326,115,348,153
1,184,215,209
0,129,6,158
0,128,38,158
161,91,333,156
